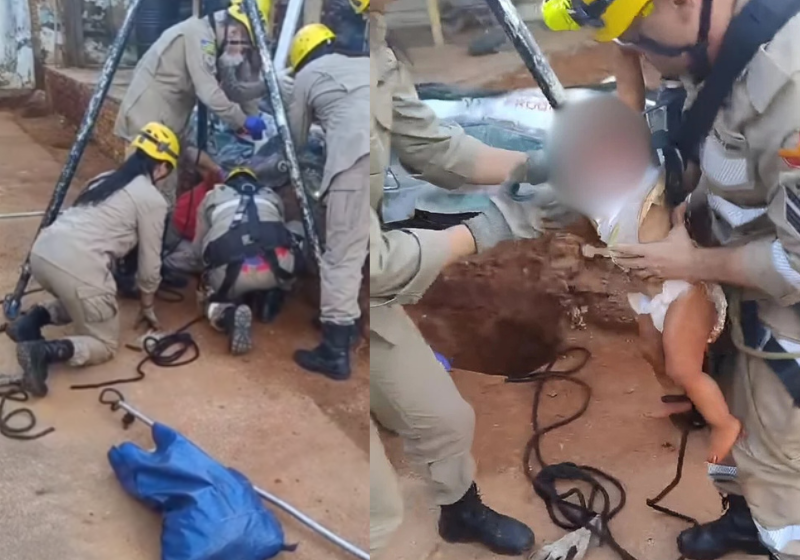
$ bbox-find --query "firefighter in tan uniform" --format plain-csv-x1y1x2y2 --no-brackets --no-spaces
6,123,179,399
284,23,369,381
369,0,575,554
193,167,303,356
115,0,271,199
543,0,800,558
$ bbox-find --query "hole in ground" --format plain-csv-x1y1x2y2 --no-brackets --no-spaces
412,290,563,377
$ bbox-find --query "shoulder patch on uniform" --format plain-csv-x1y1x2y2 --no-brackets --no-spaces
201,39,216,57
779,135,800,169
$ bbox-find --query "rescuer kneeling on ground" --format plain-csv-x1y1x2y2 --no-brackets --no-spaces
194,167,304,355
6,123,179,398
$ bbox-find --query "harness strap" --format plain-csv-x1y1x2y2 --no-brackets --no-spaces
732,295,800,406
677,0,800,164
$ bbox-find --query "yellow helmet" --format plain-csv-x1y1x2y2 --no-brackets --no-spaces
349,0,369,14
289,24,336,71
226,167,258,182
131,122,180,168
541,0,653,42
227,0,272,41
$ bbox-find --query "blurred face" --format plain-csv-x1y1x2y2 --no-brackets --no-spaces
551,95,654,216
220,21,252,66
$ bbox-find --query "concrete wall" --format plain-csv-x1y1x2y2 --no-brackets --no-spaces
0,0,35,89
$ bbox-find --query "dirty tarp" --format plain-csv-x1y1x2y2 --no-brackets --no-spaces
185,99,326,192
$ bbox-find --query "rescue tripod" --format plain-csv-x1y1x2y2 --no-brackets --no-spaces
100,389,369,560
2,0,323,322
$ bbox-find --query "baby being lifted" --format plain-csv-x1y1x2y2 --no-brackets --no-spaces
548,94,739,464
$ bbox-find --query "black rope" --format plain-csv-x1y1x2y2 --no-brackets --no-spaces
509,346,700,560
0,384,55,440
70,315,204,391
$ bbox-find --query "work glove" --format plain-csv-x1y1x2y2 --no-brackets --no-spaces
278,68,295,100
464,162,577,253
244,116,267,141
531,517,601,560
522,149,550,186
135,304,161,331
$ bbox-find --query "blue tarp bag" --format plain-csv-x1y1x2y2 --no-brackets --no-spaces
108,422,292,560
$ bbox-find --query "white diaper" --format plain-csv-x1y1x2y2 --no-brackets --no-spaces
628,280,693,333
628,281,728,342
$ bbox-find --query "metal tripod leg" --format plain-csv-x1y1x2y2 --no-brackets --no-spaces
3,0,147,321
103,394,368,560
242,0,323,269
483,0,567,109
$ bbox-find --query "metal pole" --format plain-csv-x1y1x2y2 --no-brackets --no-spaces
483,0,566,109
0,211,46,220
242,0,323,267
274,0,306,72
3,0,146,321
110,399,368,559
254,488,369,559
196,0,209,152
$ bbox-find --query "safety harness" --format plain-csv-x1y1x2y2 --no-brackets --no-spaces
203,178,295,302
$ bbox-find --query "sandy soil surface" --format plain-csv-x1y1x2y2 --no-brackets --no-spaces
0,110,369,560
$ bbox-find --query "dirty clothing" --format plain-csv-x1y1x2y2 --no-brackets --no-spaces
289,53,370,325
690,7,800,556
369,12,486,550
194,183,299,298
115,14,260,143
30,174,167,365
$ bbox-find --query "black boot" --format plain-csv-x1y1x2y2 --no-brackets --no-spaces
439,484,535,556
214,305,253,356
678,495,770,560
251,289,287,324
6,305,51,342
16,339,75,398
312,316,361,348
293,322,351,380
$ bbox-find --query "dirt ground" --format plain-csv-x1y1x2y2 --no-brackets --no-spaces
375,34,755,560
0,110,369,560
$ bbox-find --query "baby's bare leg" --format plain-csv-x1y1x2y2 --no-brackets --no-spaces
663,285,741,462
637,315,693,417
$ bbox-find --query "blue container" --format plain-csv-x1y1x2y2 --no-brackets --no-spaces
135,0,181,60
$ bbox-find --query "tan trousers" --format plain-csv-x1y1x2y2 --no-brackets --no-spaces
320,156,369,325
369,306,476,552
30,254,119,366
714,352,800,557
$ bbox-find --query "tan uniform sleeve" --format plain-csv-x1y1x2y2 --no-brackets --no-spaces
288,69,313,150
369,207,452,303
218,63,266,115
740,77,800,304
390,63,483,189
193,188,217,257
185,26,249,130
136,193,168,295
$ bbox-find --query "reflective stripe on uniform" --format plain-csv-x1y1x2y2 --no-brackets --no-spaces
772,240,800,288
707,192,767,227
755,520,800,554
